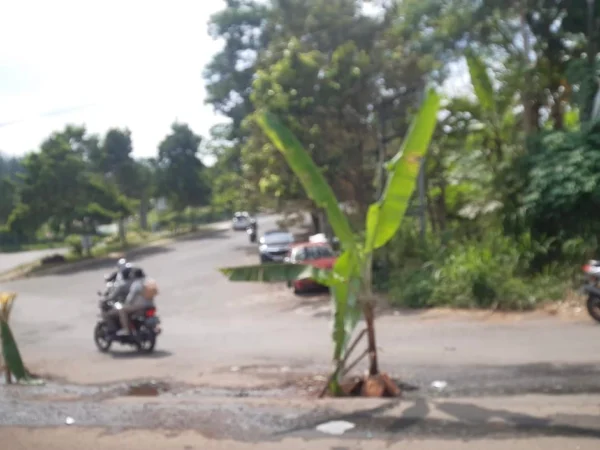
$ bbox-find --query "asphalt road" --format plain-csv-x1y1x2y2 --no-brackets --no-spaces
0,247,67,275
2,214,600,447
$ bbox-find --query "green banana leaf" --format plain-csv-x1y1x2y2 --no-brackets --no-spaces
330,251,362,363
365,88,441,251
255,111,356,251
465,50,497,119
1,320,28,381
220,262,333,285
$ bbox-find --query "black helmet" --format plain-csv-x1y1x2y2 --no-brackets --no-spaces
131,267,145,279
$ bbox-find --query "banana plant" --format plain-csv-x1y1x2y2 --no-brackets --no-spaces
220,88,440,394
0,292,28,383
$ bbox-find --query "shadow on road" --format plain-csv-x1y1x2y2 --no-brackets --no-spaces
172,228,229,242
277,290,331,318
283,396,600,440
108,349,173,360
366,398,600,441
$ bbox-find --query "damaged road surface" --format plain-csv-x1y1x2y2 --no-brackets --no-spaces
2,375,600,447
2,216,600,448
2,384,600,449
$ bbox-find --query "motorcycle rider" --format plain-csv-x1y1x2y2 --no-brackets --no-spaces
105,258,129,283
107,267,157,336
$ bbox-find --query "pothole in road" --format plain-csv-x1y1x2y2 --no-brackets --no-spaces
125,381,171,397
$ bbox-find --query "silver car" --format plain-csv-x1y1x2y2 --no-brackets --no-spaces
232,211,251,230
259,230,295,263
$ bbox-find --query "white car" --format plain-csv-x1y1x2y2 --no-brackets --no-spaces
232,211,251,230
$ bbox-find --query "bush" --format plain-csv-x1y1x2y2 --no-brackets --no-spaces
385,229,571,311
64,234,83,256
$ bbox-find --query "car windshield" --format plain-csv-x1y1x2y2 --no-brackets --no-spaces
262,232,293,245
295,245,334,261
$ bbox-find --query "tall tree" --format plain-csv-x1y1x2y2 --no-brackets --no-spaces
98,128,138,242
157,123,211,214
7,126,134,238
226,0,432,227
0,154,22,225
8,128,89,236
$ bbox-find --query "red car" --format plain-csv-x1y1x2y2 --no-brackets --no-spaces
286,242,337,293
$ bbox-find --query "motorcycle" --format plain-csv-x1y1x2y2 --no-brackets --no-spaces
581,260,600,322
93,293,161,353
246,222,257,243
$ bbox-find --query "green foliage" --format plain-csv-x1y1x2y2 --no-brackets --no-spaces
518,121,600,246
0,293,28,382
366,90,441,251
385,228,569,311
64,234,83,256
206,0,433,217
157,123,211,212
220,87,440,389
256,111,356,250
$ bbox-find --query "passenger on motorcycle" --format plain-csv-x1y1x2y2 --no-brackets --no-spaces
106,267,157,336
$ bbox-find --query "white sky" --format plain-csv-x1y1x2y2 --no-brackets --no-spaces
0,0,227,158
0,0,472,160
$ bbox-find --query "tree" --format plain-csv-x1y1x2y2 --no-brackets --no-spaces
0,178,16,225
221,89,440,396
8,128,90,236
7,126,136,239
0,155,20,225
97,128,138,243
207,0,433,227
157,123,211,215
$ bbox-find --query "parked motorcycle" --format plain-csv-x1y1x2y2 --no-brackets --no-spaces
581,260,600,322
93,293,161,353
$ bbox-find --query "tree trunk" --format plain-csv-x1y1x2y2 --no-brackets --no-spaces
425,191,438,234
551,96,564,130
311,211,320,234
435,181,448,233
139,196,149,231
118,218,127,246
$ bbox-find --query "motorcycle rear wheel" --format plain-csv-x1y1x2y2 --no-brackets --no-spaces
586,296,600,323
94,322,112,352
137,325,156,353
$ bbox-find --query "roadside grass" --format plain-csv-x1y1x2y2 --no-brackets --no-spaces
0,224,220,281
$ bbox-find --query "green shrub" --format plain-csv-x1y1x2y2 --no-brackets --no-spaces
388,265,436,308
64,234,83,256
385,229,571,311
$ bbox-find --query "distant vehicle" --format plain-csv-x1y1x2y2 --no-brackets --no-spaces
285,242,337,293
246,221,257,243
581,260,600,322
259,230,295,263
232,211,251,230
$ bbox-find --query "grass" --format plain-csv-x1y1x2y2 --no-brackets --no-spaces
0,240,66,253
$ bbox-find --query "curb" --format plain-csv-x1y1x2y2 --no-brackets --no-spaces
2,224,231,280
